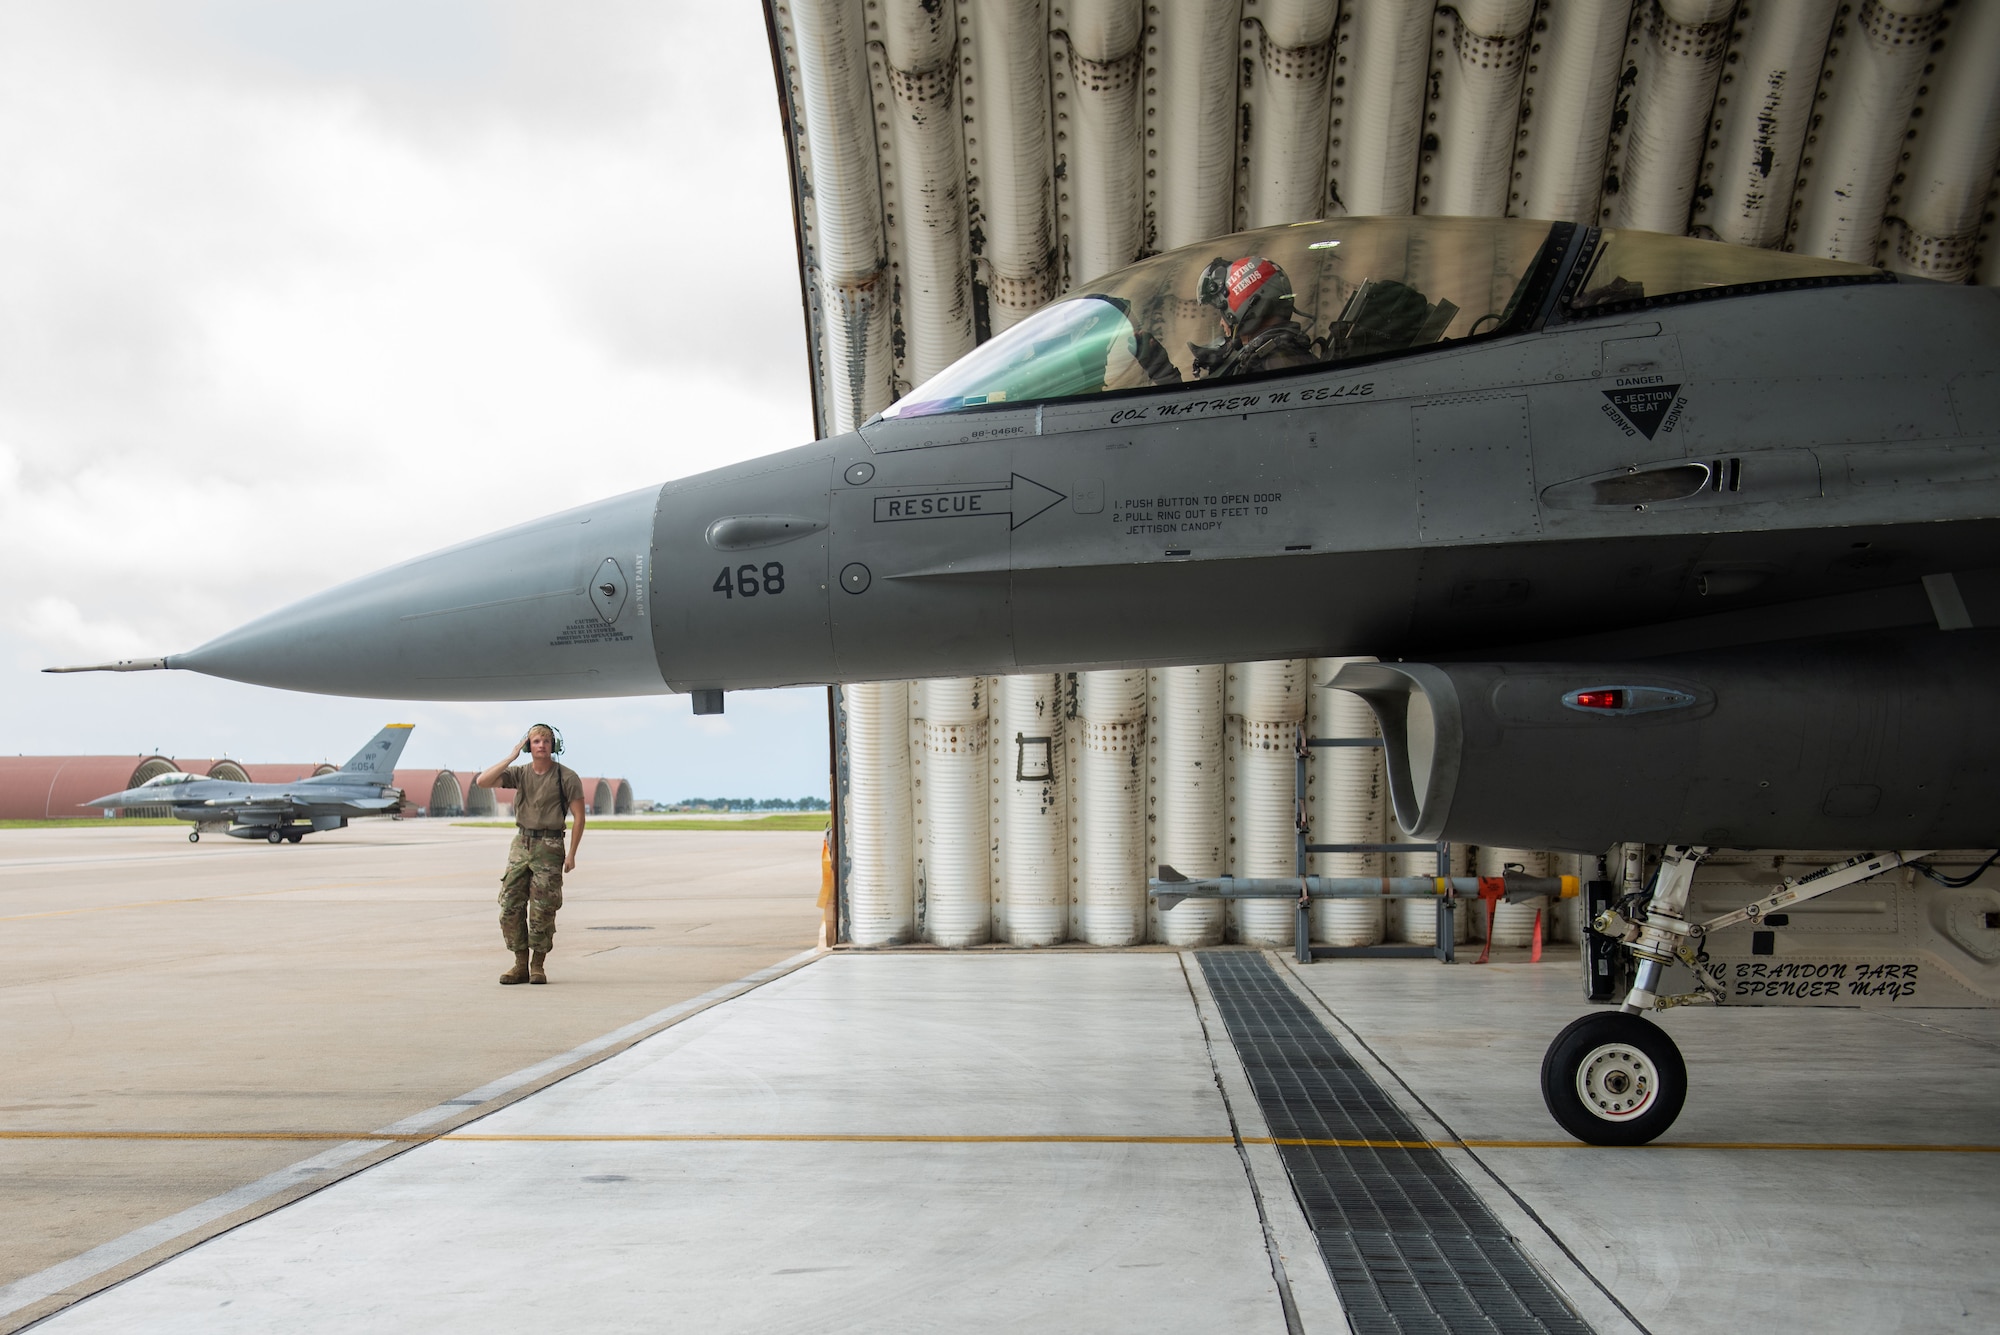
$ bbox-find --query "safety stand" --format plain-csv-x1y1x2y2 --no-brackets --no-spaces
1293,728,1454,965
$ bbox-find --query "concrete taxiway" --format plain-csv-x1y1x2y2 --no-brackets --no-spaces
0,821,824,1326
6,828,1997,1333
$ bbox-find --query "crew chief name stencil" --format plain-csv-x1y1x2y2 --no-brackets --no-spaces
872,473,1066,531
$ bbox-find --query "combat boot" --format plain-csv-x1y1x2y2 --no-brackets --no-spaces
500,950,530,985
529,950,548,984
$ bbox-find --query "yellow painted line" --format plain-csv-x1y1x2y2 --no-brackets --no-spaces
0,1131,393,1142
437,1133,1236,1144
3,1129,1996,1153
1271,1137,1439,1150
0,1130,1233,1145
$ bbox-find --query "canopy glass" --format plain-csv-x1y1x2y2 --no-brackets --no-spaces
883,217,1560,419
879,217,1884,421
1572,229,1879,308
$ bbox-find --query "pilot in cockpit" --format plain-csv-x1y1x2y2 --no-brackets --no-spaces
1211,257,1316,378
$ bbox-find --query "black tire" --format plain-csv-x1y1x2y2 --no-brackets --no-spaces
266,829,283,844
287,831,304,843
1541,1012,1687,1146
188,830,199,843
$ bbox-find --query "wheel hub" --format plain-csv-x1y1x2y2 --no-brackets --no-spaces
1575,1043,1658,1121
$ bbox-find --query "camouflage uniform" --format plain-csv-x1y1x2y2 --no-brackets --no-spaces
499,831,566,951
495,762,582,953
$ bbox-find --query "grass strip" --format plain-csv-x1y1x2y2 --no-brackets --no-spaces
453,815,829,832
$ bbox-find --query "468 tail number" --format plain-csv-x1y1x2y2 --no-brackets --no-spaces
713,563,785,598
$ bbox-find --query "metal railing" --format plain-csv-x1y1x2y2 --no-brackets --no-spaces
1149,726,1573,963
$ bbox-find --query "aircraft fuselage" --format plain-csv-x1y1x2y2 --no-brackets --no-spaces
173,276,1999,701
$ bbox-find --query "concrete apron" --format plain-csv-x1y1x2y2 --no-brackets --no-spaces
16,950,2000,1334
18,953,1340,1334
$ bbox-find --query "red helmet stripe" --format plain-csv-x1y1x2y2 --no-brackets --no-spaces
1226,258,1278,314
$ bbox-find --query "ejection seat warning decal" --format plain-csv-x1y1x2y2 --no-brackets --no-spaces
1601,382,1685,439
872,473,1066,531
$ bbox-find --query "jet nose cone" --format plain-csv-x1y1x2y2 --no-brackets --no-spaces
176,488,668,701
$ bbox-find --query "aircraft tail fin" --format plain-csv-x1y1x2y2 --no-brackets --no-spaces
339,724,415,780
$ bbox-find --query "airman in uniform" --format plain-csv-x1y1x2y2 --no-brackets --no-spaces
475,724,586,985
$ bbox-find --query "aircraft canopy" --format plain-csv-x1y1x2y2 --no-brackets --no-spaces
879,217,1881,421
139,771,205,787
1572,228,1880,308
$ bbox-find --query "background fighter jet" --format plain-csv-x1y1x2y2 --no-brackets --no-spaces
86,724,413,843
51,215,2000,1140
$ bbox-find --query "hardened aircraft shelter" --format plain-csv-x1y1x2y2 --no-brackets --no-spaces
0,757,632,821
7,5,2000,1334
764,0,2000,954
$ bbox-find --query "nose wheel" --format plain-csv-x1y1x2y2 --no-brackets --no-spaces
1540,1012,1687,1145
188,830,199,843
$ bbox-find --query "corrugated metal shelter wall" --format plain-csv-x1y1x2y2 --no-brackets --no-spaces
768,0,2000,431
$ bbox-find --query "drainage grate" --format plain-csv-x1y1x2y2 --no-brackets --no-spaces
1198,952,1591,1335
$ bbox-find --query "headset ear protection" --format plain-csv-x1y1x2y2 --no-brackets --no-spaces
525,724,564,756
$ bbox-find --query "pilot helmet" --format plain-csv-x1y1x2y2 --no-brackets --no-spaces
1196,257,1233,314
1225,256,1294,330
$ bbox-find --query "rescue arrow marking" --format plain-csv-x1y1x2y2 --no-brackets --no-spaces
871,473,1067,531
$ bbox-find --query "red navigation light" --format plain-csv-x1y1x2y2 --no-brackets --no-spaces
1572,689,1625,710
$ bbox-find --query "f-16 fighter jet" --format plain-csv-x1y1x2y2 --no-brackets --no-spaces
85,725,413,843
50,217,2000,1141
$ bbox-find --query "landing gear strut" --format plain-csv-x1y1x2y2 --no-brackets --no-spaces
1540,844,1933,1144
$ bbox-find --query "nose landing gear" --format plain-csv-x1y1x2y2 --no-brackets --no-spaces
1540,844,1932,1144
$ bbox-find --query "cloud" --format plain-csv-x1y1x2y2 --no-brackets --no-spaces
0,1,829,796
19,596,149,661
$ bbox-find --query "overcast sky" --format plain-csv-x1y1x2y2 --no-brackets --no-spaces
0,1,837,800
